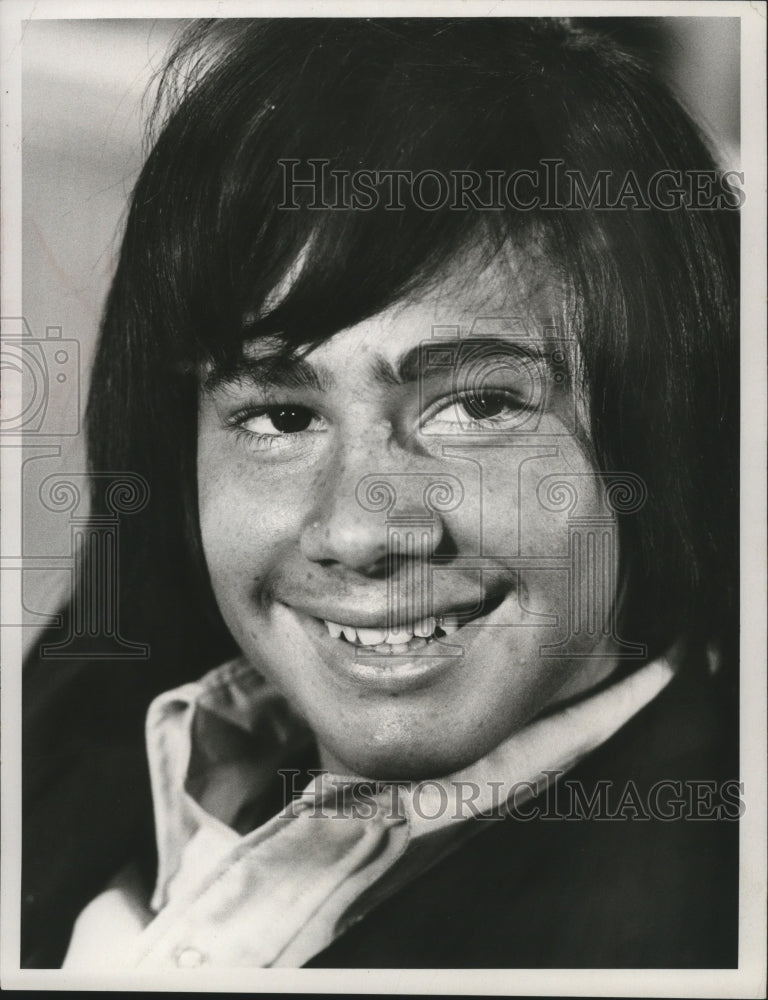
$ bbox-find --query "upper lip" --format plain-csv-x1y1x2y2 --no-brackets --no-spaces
286,593,505,629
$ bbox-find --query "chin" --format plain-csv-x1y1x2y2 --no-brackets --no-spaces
319,731,498,782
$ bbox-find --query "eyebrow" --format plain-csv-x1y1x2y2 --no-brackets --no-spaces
204,353,333,394
204,338,548,394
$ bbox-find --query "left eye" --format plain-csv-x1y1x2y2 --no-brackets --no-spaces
422,390,526,433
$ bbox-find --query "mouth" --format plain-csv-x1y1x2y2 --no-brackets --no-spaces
280,592,507,694
309,593,505,656
321,614,459,654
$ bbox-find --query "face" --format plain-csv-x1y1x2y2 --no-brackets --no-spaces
198,248,619,779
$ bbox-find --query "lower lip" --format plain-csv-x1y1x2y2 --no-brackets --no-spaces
297,612,472,694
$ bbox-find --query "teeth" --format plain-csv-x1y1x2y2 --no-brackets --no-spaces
356,627,388,646
322,613,465,644
413,616,436,638
383,628,412,645
440,615,461,635
404,636,427,651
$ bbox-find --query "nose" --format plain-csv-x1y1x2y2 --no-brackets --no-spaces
299,448,449,577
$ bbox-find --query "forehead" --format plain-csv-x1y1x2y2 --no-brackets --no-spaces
244,241,564,372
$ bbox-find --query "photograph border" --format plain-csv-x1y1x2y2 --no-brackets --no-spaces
1,1,765,994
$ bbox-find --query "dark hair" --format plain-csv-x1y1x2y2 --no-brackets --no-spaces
21,20,739,964
79,16,738,680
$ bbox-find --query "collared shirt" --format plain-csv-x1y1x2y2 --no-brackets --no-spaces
63,654,675,970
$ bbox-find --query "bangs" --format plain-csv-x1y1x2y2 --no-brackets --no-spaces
220,204,515,366
90,16,738,661
130,17,587,374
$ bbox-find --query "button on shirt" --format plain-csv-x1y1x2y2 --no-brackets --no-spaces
63,654,676,969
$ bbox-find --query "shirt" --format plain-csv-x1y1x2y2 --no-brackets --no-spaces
62,653,676,969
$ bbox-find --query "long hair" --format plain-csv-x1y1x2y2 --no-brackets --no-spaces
22,17,739,967
86,17,738,673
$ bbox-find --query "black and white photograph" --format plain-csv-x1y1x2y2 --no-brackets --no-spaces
1,0,765,993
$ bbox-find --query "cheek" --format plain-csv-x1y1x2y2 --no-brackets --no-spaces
459,437,614,643
196,441,312,612
450,436,603,556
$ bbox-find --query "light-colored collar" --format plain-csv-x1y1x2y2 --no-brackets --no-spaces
146,652,677,911
64,652,680,970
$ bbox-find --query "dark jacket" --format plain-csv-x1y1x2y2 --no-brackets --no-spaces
22,638,738,970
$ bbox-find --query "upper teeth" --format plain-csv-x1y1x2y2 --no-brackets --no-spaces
323,615,461,645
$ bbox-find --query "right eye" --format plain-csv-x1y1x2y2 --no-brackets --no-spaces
242,406,317,434
229,404,328,451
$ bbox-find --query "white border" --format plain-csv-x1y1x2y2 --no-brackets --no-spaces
2,1,765,995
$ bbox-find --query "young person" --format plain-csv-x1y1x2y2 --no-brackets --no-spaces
23,17,739,969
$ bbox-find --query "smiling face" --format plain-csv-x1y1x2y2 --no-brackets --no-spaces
197,249,619,779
